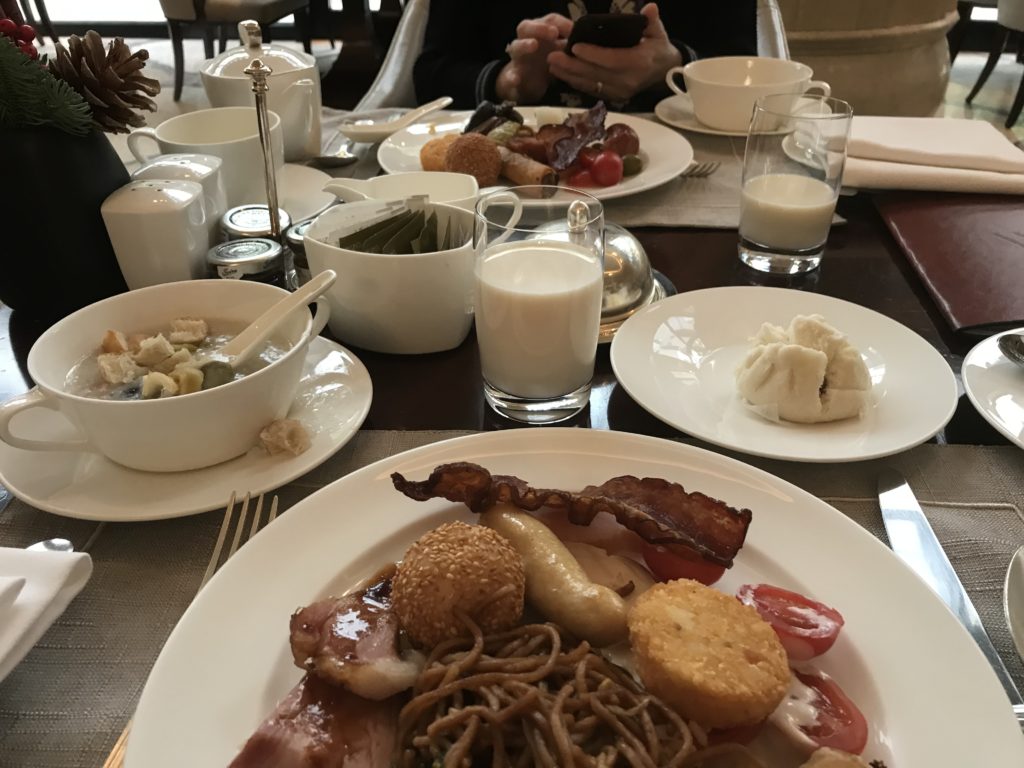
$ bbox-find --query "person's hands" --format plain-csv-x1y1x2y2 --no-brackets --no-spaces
547,4,682,103
495,13,573,104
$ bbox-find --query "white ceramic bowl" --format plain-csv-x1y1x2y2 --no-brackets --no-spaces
305,200,475,354
323,172,479,211
667,56,830,133
0,280,328,473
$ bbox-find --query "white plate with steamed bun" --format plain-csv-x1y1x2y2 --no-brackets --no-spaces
610,286,958,462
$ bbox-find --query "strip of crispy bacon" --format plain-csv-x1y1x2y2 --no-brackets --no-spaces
391,463,752,568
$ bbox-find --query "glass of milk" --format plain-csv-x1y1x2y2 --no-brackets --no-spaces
474,186,605,424
738,94,853,274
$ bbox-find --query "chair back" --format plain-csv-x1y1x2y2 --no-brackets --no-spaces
355,0,430,109
160,0,200,21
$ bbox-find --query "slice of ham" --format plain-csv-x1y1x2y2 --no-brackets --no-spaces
228,673,400,768
290,576,422,700
391,462,752,567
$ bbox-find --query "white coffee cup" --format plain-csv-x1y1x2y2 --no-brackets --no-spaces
126,107,284,208
666,56,830,133
322,172,479,211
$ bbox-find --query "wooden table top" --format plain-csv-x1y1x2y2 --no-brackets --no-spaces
0,194,1007,446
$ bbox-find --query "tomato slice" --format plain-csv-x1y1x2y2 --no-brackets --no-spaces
793,670,868,754
736,584,844,661
641,543,726,586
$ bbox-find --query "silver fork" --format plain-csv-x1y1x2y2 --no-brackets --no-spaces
680,160,720,178
102,492,279,768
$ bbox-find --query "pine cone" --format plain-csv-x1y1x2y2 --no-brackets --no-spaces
49,30,160,134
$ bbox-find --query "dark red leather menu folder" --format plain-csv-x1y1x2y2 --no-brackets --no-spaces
874,193,1024,335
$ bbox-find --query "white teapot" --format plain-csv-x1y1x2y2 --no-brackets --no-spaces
200,20,322,162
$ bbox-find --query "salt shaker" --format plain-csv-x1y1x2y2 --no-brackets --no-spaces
101,180,210,289
131,153,228,241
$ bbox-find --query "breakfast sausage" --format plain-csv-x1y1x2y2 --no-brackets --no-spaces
480,506,628,646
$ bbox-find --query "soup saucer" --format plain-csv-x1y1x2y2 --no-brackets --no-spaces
0,338,372,522
654,94,748,137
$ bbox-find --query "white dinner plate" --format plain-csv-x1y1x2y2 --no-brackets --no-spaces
610,287,958,462
377,109,694,201
125,428,1023,767
655,93,748,137
962,328,1024,449
0,338,372,521
244,163,335,223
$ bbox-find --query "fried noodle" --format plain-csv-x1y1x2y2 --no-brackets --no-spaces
397,609,697,768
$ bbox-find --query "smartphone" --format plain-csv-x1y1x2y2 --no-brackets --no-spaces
566,13,648,55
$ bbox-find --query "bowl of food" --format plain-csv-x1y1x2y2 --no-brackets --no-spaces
0,280,328,472
305,197,475,355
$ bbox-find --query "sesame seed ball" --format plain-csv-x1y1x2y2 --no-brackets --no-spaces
392,521,526,649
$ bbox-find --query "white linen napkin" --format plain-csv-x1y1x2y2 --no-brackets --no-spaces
843,117,1024,194
0,548,93,682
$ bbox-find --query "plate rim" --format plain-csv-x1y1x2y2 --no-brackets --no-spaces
962,327,1024,449
610,286,959,463
376,107,694,201
0,337,373,521
125,427,1024,767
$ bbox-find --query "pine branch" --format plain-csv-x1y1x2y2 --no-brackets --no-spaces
0,37,91,136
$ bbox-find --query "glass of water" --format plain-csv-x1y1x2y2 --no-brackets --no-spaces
738,94,853,274
474,186,604,424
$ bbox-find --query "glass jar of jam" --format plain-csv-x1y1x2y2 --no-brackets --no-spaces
206,238,287,288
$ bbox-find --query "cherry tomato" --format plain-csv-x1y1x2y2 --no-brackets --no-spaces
736,584,844,661
794,670,868,754
567,169,595,188
577,146,600,169
641,543,726,586
590,150,624,187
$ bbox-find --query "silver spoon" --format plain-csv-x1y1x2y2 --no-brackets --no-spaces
1004,545,1024,663
310,133,359,169
997,333,1024,368
27,538,74,553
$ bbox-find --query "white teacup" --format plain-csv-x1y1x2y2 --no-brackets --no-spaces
0,280,328,472
305,200,476,354
126,107,284,208
667,57,830,133
322,172,479,211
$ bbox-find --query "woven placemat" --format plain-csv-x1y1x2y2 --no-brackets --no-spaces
1,432,1022,767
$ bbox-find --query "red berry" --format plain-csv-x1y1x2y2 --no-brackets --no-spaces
22,43,38,60
18,24,36,43
0,18,17,37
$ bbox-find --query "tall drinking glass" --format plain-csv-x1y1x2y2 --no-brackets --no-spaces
474,186,604,424
738,94,853,274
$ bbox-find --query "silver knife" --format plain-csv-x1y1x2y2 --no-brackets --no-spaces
878,468,1024,726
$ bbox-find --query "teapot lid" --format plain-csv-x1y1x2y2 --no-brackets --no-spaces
201,20,314,79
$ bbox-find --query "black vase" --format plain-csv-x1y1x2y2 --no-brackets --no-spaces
0,126,129,323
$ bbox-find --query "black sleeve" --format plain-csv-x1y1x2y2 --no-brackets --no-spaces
413,0,512,109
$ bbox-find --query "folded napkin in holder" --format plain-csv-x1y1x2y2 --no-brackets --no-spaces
0,548,93,682
875,192,1024,335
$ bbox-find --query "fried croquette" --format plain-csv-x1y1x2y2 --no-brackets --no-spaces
443,132,502,186
419,134,458,172
628,579,790,730
392,521,526,649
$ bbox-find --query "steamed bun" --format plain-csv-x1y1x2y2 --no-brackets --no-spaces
735,315,871,424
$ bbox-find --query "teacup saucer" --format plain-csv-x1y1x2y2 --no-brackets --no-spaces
0,338,372,522
654,94,748,137
244,164,335,223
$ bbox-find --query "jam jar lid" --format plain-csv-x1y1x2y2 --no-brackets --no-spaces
221,204,292,240
284,219,315,253
207,238,284,279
